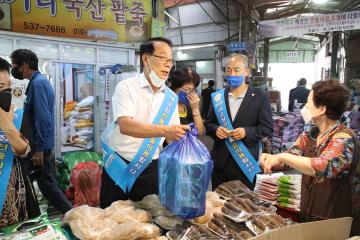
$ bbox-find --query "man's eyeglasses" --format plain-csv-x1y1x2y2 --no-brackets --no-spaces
150,54,174,65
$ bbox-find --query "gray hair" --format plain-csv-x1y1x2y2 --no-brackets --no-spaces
225,53,249,68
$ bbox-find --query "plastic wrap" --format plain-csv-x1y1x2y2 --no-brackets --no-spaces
208,213,254,239
215,180,252,199
136,194,183,230
70,162,102,207
167,225,221,240
245,214,290,236
63,205,106,223
105,200,151,224
193,192,225,225
63,203,161,240
159,125,213,219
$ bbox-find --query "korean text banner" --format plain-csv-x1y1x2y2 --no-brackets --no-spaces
0,0,153,42
259,10,360,38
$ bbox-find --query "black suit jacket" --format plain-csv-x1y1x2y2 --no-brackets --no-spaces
201,87,216,117
288,86,310,111
206,86,273,170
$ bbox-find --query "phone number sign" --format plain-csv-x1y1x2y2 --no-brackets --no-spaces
0,0,154,42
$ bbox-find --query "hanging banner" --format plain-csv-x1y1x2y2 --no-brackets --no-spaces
151,18,165,38
0,0,158,42
259,10,360,38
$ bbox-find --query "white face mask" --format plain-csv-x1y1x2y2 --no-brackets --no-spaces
301,106,312,124
146,61,165,88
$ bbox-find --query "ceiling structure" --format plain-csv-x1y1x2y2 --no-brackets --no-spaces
253,0,360,19
164,0,360,46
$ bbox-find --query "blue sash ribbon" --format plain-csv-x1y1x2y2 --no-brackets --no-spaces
0,109,24,213
102,87,178,192
211,89,260,182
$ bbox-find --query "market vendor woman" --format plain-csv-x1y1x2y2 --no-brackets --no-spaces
260,80,358,221
0,58,40,228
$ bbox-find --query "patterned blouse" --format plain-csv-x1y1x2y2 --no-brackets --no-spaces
0,134,31,228
287,124,355,179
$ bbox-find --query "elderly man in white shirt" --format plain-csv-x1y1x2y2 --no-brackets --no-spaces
100,37,190,208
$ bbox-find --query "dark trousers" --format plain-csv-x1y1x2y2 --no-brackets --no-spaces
100,160,158,209
33,150,72,214
212,156,257,191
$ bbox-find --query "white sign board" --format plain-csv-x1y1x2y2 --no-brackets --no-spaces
259,10,360,38
286,51,300,57
11,79,29,109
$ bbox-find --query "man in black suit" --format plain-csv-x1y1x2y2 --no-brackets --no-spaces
206,53,273,190
201,80,216,118
288,78,310,112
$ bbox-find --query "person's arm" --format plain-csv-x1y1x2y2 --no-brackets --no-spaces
113,82,188,141
278,154,315,176
118,116,188,141
242,93,273,144
32,81,52,152
205,101,219,138
0,106,29,156
188,93,205,136
192,113,205,136
261,133,355,178
289,89,294,111
205,101,229,139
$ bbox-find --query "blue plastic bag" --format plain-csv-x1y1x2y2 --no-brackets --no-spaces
158,125,213,219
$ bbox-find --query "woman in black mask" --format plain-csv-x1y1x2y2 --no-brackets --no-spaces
0,57,40,228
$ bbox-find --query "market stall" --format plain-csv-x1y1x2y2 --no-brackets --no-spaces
0,179,353,240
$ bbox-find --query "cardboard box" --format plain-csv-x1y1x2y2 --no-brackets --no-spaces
252,217,352,240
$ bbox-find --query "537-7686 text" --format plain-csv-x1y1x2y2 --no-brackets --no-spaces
23,22,65,33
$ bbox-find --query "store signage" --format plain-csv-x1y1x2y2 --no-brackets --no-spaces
10,79,29,109
259,10,360,38
286,51,299,57
151,18,165,38
0,0,163,42
227,41,247,52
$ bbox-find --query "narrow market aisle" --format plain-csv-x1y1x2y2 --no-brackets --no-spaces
268,63,317,112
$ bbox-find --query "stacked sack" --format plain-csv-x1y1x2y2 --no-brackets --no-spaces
271,112,304,154
277,175,302,211
63,96,94,150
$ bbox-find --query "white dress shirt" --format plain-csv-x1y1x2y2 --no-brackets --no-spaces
109,73,180,161
228,89,247,121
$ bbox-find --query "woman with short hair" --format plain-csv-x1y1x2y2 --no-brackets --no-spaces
261,79,357,221
170,68,205,135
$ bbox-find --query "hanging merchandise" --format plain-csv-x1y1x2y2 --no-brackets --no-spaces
70,162,102,207
159,125,213,219
57,151,103,192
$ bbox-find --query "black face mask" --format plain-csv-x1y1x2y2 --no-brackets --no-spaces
11,67,24,80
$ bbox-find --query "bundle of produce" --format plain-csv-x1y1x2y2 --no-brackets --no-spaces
277,175,302,210
254,173,283,204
